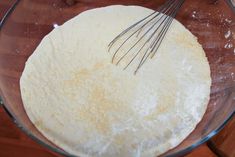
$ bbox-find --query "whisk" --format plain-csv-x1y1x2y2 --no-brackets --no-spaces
108,0,185,74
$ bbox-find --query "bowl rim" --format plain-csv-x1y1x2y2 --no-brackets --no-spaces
0,0,235,156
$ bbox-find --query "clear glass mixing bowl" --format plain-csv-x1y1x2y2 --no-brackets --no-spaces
0,0,234,156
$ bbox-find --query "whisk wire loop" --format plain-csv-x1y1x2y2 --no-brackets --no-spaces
108,0,185,73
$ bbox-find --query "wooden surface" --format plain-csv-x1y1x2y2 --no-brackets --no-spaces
0,106,62,157
209,116,235,157
0,0,234,157
0,106,216,157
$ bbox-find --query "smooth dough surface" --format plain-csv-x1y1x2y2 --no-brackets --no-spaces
20,5,211,157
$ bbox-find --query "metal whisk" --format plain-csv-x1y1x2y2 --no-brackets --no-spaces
108,0,185,74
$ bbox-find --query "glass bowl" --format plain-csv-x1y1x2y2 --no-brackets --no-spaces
0,0,234,156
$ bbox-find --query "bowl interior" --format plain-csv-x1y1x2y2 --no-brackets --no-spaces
0,0,234,156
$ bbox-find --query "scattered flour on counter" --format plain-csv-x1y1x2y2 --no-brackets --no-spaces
224,43,233,49
225,18,232,23
192,11,196,18
224,30,231,39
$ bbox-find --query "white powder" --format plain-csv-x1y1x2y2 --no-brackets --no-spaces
20,5,211,157
224,30,231,39
224,43,233,49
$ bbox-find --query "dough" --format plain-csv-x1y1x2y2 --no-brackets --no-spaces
20,5,211,157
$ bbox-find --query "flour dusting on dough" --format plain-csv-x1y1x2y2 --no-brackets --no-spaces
20,5,211,157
